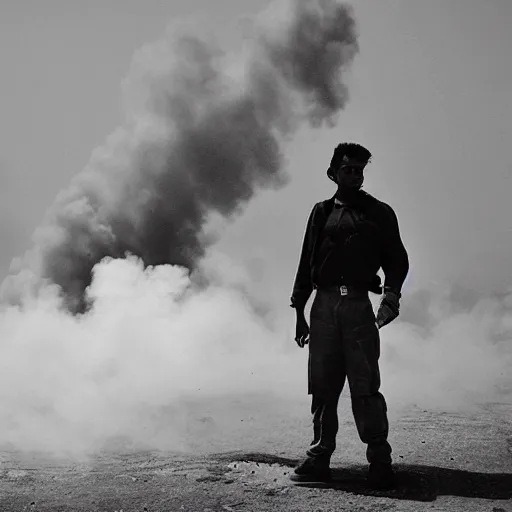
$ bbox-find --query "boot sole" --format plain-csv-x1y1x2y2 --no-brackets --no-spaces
289,472,332,483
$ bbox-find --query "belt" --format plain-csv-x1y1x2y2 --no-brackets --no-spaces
313,283,369,297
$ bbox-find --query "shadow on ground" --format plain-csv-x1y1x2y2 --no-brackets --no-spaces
220,453,512,502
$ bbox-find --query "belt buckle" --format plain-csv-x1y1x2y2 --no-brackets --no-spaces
339,285,348,296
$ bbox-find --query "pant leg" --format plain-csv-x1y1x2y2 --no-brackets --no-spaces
339,295,392,464
307,290,346,458
309,393,341,456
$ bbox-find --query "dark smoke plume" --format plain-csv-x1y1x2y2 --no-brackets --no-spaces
1,0,359,312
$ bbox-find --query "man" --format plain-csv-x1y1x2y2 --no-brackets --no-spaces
289,142,409,490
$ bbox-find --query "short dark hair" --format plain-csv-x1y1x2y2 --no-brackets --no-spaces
329,143,372,168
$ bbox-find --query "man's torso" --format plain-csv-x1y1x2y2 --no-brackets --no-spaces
310,193,385,288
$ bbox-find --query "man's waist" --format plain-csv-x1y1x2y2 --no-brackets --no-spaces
313,283,370,297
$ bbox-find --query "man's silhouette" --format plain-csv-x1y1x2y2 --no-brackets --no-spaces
289,142,409,490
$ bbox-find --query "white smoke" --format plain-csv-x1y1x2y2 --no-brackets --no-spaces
0,254,511,459
0,255,302,456
380,285,512,411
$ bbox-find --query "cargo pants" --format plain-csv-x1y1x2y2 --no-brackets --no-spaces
307,287,392,465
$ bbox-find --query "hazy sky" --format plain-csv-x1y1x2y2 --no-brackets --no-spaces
1,0,511,301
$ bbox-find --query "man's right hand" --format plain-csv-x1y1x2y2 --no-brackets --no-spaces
295,315,310,348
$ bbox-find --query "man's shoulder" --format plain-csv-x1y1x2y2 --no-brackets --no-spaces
308,197,332,212
314,198,332,208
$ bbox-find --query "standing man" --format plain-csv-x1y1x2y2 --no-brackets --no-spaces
289,143,409,490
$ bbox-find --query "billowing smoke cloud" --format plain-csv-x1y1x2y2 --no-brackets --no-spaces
0,255,302,456
1,0,359,312
0,255,510,459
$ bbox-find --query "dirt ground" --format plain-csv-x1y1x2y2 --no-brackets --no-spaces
1,398,511,512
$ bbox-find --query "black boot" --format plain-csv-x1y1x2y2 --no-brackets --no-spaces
367,462,395,490
366,441,394,490
290,455,332,483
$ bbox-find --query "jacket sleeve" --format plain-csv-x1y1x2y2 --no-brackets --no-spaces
380,204,409,294
290,206,316,311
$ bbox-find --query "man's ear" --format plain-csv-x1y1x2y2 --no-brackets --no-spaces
327,166,337,183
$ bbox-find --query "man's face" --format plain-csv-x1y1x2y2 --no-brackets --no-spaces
334,158,368,190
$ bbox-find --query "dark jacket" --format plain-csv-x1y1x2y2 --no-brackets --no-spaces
290,191,409,310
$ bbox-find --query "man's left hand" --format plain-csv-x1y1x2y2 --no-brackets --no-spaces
376,290,401,329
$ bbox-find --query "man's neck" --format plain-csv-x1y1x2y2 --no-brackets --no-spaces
335,188,359,203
